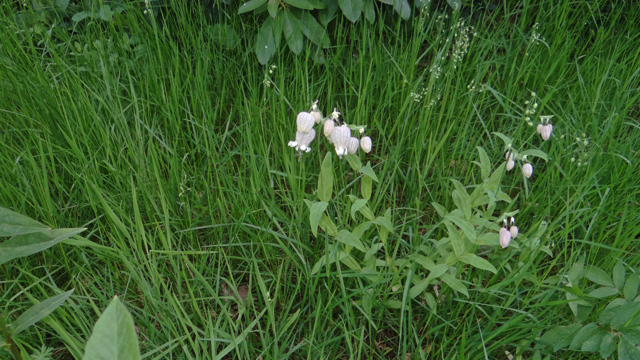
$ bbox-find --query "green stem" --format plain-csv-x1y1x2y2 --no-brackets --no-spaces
0,315,22,360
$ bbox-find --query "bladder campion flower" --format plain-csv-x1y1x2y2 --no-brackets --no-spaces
332,125,351,158
522,163,533,178
310,101,323,124
296,112,315,133
541,124,553,141
509,217,518,239
499,227,512,249
323,119,335,139
288,129,316,153
506,159,515,171
360,136,372,153
347,137,359,154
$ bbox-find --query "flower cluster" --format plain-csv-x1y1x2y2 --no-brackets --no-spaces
522,92,538,126
288,102,373,159
499,217,519,249
536,115,554,141
451,19,475,69
505,150,534,179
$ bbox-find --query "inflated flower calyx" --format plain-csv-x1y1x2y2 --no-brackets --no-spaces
360,136,372,153
296,112,315,133
323,119,335,138
311,110,323,124
499,228,512,249
509,217,518,238
347,137,359,154
288,129,315,153
541,124,553,141
332,125,351,158
506,159,515,171
536,123,543,134
522,163,533,178
505,151,514,161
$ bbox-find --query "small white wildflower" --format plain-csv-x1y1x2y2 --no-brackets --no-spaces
506,159,515,171
296,112,315,133
323,119,335,138
505,151,514,161
522,163,533,178
330,108,341,120
541,124,553,141
536,123,543,134
347,137,359,154
360,136,372,153
297,129,316,152
332,125,351,159
499,228,512,249
510,226,518,239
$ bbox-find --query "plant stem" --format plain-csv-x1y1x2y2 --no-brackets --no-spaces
0,315,22,360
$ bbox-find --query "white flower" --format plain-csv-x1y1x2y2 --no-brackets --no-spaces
332,125,351,158
330,108,341,120
288,129,315,153
505,151,514,161
536,123,543,134
311,110,323,124
509,225,519,239
499,228,512,249
323,119,335,138
296,112,315,133
506,159,515,171
522,163,533,178
541,124,553,141
360,136,372,153
347,137,359,154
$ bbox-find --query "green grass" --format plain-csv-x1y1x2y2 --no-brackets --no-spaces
1,0,640,359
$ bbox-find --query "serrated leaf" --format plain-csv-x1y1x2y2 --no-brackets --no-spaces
585,266,615,287
0,228,85,265
350,199,368,221
318,152,333,202
0,206,50,237
255,18,276,64
588,286,619,298
520,149,549,161
335,230,365,252
239,0,268,13
614,260,626,291
10,290,74,335
83,297,140,360
569,323,599,350
619,338,640,360
458,253,497,274
599,332,617,358
476,146,491,179
358,163,379,182
440,273,468,297
624,273,639,302
445,215,476,242
309,202,328,237
338,0,362,22
361,174,372,200
363,0,375,22
298,11,330,48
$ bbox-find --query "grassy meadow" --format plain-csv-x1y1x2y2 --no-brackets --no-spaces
1,0,640,358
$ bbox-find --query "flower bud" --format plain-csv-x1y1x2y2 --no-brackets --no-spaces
522,163,533,178
332,125,351,158
505,151,514,161
506,159,515,171
311,110,323,124
347,137,359,154
296,112,315,133
323,119,335,138
541,124,553,141
536,123,543,134
360,136,372,153
509,225,518,239
499,228,512,249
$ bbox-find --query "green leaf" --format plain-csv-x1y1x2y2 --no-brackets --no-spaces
476,232,499,246
361,174,372,200
599,302,640,326
588,286,619,298
363,0,375,22
335,230,365,252
392,0,410,20
553,323,583,352
10,290,74,336
358,206,375,221
283,0,314,9
614,260,626,291
431,202,447,218
624,273,639,302
344,154,362,171
372,216,393,233
599,332,617,358
567,256,585,284
338,0,362,22
611,304,640,329
319,0,339,25
619,338,640,360
444,221,465,256
98,5,113,21
83,297,140,360
384,300,402,309
446,0,460,11
585,266,615,287
255,17,276,65
298,11,330,48
350,199,368,221
318,214,338,236
620,328,640,346
0,206,50,237
238,0,268,13
492,132,513,147
534,221,549,238
358,163,379,182
440,273,468,297
569,323,600,350
410,264,448,298
72,10,93,22
476,146,491,179
445,215,476,242
0,228,85,266
267,0,278,17
520,149,549,161
450,179,471,219
309,202,328,237
318,152,333,202
581,329,607,351
210,24,239,48
56,0,70,10
458,253,497,274
305,0,328,8
485,162,506,193
339,251,361,271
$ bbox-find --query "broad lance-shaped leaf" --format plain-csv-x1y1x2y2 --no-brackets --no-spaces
318,152,333,202
282,0,314,9
0,227,86,265
0,206,50,236
335,230,365,252
338,0,362,22
298,11,330,48
440,273,468,297
238,0,268,14
10,289,74,335
309,202,328,237
358,162,379,182
458,253,497,274
624,273,639,302
476,146,491,179
283,10,303,55
585,266,615,287
363,0,375,23
255,17,276,65
83,297,140,360
613,259,625,290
